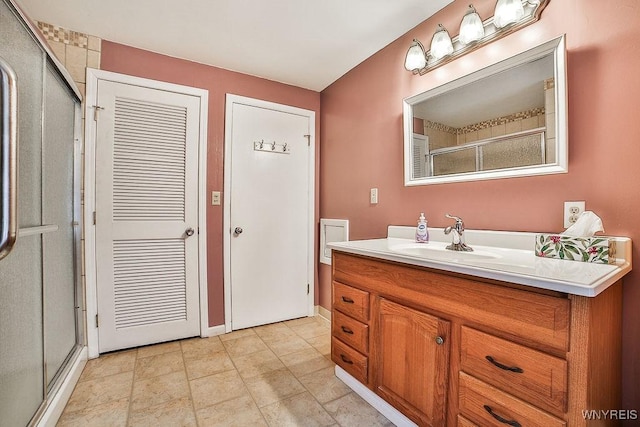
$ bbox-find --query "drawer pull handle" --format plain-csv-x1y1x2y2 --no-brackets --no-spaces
485,356,524,373
341,296,355,304
341,326,354,334
483,405,521,427
340,354,354,364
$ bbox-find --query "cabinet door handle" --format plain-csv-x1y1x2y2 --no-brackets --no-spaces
485,356,524,373
341,296,354,304
340,326,354,335
483,405,521,427
340,354,354,365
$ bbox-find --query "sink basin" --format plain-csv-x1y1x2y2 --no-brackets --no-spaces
388,242,502,261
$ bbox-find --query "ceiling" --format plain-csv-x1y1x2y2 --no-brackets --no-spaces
16,0,453,91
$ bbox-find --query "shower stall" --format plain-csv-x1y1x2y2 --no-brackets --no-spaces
0,0,84,425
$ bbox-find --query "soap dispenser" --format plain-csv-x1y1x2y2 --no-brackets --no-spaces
416,212,429,243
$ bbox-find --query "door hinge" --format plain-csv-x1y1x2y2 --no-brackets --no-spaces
93,211,96,225
304,134,311,146
307,283,310,295
95,314,99,328
92,105,104,121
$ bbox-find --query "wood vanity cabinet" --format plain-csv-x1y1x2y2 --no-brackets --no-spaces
330,251,622,427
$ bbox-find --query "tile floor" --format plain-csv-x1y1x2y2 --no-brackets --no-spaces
57,316,393,426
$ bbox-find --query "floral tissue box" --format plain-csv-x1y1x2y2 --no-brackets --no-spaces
535,234,615,264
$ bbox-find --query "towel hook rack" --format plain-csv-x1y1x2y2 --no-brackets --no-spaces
253,139,291,155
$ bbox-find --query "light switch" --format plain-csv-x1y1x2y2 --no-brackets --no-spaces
370,188,378,204
212,191,221,205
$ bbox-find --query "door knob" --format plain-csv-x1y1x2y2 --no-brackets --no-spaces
234,227,243,235
185,227,195,237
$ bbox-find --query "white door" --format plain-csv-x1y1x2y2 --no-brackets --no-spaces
225,96,314,330
95,80,201,353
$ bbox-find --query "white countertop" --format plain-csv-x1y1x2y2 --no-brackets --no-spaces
327,226,632,297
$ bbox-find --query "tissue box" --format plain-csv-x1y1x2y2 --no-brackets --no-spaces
535,234,615,264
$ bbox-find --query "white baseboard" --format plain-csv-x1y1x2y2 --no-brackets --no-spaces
203,324,226,337
335,366,417,427
316,305,331,322
37,347,88,427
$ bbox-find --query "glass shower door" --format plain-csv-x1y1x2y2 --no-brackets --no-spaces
0,2,44,426
0,0,46,424
0,0,82,425
42,64,80,388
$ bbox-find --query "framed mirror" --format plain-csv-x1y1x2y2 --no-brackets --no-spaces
403,35,567,185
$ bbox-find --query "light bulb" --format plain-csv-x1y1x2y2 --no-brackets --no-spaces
493,0,525,29
459,5,485,46
404,39,427,71
429,24,454,61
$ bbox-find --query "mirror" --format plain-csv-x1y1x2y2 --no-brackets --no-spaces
403,35,567,185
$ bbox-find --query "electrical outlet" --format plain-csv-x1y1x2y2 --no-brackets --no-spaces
370,188,378,204
564,201,585,228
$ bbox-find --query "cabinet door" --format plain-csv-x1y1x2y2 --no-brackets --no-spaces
375,298,450,426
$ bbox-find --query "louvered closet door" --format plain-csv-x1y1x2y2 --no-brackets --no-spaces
412,133,428,178
95,80,200,353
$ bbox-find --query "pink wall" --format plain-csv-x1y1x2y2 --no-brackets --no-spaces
101,42,321,327
320,0,640,408
413,117,424,135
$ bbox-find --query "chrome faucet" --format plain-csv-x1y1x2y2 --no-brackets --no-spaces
443,214,473,252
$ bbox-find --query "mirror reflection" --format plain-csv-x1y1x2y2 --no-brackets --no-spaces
403,36,567,185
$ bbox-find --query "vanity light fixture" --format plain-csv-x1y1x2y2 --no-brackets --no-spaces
458,5,485,46
429,24,454,61
405,0,550,75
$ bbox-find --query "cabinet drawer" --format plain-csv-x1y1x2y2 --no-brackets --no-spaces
333,281,369,322
459,372,566,427
332,310,369,354
332,336,368,384
460,326,567,416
